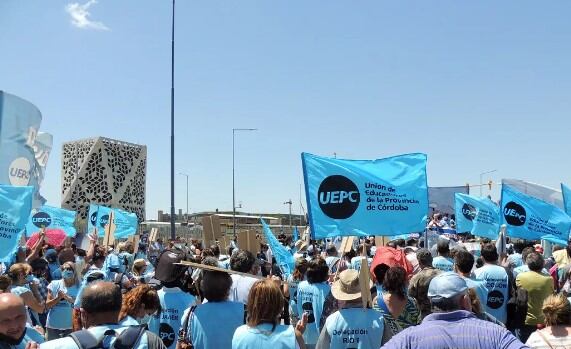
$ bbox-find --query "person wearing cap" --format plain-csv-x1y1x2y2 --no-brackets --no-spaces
315,269,384,349
382,272,528,349
474,243,510,324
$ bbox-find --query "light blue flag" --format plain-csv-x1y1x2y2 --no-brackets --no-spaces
87,203,99,235
0,185,33,261
0,92,43,205
292,226,299,242
455,193,500,239
561,183,571,216
96,205,138,238
26,205,77,237
302,152,428,239
501,185,571,244
261,218,294,279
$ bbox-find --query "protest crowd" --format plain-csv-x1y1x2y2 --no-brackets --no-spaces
2,210,571,349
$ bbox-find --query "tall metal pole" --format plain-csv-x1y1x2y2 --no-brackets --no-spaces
169,0,176,240
179,172,189,221
232,130,236,237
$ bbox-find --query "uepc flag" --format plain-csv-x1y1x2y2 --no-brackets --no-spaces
302,152,428,238
95,205,138,238
26,205,77,237
0,185,33,261
455,193,500,239
261,219,294,279
501,185,571,244
561,183,571,216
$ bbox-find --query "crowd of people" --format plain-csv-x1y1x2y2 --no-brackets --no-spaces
2,220,571,349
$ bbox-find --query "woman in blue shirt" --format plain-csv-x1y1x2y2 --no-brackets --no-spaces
233,278,306,349
284,258,308,325
45,261,79,339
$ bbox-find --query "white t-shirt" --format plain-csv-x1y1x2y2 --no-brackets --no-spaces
526,328,571,349
229,274,258,305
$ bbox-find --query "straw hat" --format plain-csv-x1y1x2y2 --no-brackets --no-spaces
331,269,365,301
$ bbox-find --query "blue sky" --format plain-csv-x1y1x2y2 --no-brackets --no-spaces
1,1,570,219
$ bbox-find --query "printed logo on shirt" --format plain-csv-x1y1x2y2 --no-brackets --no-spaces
159,323,176,348
503,201,526,226
302,302,315,324
487,290,505,309
318,175,360,219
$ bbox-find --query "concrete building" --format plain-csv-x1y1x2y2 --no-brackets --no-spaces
61,137,146,223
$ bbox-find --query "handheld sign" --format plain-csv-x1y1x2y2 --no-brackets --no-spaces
103,210,116,249
359,256,373,308
237,230,259,254
149,228,158,243
130,234,140,254
202,215,222,245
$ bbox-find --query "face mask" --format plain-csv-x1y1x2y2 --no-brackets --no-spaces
62,270,75,279
138,314,152,325
25,274,34,283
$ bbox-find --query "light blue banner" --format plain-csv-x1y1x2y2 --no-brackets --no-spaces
292,226,299,242
87,203,99,235
561,183,571,216
455,193,500,239
0,185,33,261
302,152,428,239
0,91,42,205
501,185,571,244
26,205,77,237
261,219,294,279
95,205,138,238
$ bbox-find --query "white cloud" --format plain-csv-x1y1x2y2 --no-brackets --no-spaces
65,0,110,31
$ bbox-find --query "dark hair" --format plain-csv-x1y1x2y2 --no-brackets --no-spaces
81,281,122,314
454,250,475,274
230,250,256,273
382,266,407,298
210,245,220,257
481,243,498,263
293,258,308,281
325,245,337,256
521,247,534,264
394,239,406,248
431,294,462,313
416,248,433,268
306,257,329,284
526,252,544,272
513,239,526,254
201,270,232,302
30,258,48,272
437,239,450,255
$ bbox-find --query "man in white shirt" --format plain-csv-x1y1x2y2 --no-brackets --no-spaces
229,250,259,305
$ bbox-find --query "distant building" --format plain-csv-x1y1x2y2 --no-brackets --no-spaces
61,137,147,222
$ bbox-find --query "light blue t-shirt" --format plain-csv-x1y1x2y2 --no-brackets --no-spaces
13,326,45,349
181,301,244,349
349,257,372,272
119,315,140,326
513,265,549,279
46,280,79,329
323,308,384,349
432,256,454,272
232,323,296,349
148,287,196,349
39,324,149,349
325,256,340,273
461,276,488,308
474,264,509,324
48,263,62,281
287,275,302,317
296,281,331,345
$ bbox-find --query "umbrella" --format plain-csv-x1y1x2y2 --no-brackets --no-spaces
26,228,68,248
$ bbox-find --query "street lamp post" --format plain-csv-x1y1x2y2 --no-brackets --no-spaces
179,172,189,221
284,199,293,231
233,128,257,237
169,0,176,240
479,169,497,196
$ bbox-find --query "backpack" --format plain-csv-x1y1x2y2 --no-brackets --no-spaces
69,325,146,349
154,247,189,284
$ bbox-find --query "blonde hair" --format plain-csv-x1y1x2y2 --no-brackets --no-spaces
8,263,31,281
246,279,284,329
543,294,571,326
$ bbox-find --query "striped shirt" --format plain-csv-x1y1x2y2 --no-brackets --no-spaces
382,310,529,349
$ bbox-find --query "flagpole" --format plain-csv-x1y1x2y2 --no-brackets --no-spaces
169,0,176,241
